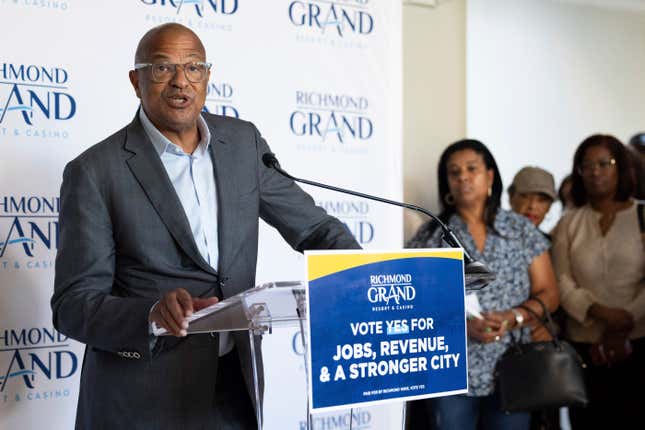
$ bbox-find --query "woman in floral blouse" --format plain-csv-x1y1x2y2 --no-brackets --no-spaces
407,139,559,430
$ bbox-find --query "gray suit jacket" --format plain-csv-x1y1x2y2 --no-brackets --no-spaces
52,111,359,429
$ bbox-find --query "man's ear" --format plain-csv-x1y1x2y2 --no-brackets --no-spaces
129,70,142,99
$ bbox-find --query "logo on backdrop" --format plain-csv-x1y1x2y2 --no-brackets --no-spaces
288,0,374,39
139,0,238,31
292,331,306,357
288,0,374,49
1,0,70,11
202,79,239,118
290,91,373,151
298,409,372,430
0,196,59,270
318,200,374,244
140,0,238,16
0,327,78,403
0,63,75,140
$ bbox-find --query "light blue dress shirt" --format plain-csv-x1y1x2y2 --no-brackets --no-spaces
139,108,219,270
140,108,233,355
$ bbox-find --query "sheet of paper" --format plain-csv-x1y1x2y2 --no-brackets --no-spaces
152,299,236,336
465,293,484,320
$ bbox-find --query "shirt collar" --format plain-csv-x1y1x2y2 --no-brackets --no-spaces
138,107,211,158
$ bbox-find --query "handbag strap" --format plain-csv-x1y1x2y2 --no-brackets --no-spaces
638,203,644,249
518,297,560,344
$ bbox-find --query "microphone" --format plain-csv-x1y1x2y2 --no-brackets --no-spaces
262,152,495,290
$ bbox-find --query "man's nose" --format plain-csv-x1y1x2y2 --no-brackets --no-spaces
169,65,189,87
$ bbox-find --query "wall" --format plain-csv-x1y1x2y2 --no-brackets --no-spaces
403,0,645,236
403,0,467,241
467,0,645,231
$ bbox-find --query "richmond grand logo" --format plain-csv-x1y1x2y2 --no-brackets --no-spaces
290,91,373,144
289,0,374,37
0,196,59,268
318,200,373,245
0,63,76,126
367,273,416,312
0,327,78,401
299,409,372,430
140,0,239,17
203,79,239,118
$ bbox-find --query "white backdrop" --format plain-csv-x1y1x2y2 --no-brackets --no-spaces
0,1,402,429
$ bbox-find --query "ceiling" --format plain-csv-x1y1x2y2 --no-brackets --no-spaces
404,0,645,13
554,0,645,12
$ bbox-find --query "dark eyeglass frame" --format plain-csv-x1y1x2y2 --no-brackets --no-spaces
576,158,616,175
133,61,212,83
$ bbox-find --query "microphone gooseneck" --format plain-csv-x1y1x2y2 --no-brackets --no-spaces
261,152,495,289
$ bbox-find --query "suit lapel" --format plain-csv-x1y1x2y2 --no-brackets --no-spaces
123,115,218,276
208,124,238,276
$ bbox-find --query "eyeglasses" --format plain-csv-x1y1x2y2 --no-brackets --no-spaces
577,158,616,175
134,61,212,83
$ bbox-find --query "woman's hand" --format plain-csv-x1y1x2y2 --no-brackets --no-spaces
590,329,633,366
467,310,515,343
589,304,635,332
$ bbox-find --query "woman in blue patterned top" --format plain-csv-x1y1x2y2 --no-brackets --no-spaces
407,139,559,430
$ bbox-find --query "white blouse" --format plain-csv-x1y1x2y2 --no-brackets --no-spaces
552,203,645,343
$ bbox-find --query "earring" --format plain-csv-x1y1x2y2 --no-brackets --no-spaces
487,187,492,197
444,193,455,205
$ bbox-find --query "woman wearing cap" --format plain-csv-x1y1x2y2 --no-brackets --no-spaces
508,166,561,430
508,166,557,234
407,139,558,430
508,167,563,343
552,134,645,428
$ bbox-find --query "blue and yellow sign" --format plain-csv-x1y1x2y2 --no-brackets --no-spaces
305,249,468,411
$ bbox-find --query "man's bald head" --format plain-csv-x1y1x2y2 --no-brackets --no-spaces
134,23,205,64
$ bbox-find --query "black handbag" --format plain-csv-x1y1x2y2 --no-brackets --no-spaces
495,298,589,412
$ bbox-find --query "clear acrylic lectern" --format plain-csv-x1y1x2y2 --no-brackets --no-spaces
176,272,490,430
183,281,310,430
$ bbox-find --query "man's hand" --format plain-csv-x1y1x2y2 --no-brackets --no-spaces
150,288,219,337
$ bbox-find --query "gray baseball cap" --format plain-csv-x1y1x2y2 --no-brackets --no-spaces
509,166,557,200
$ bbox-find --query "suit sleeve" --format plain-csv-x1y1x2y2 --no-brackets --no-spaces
51,159,157,359
253,126,360,251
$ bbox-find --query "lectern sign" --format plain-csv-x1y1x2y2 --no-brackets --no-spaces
305,249,468,412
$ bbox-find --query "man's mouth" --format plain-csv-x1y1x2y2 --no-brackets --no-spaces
166,94,192,108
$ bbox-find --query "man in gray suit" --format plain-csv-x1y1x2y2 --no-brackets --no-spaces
52,23,359,429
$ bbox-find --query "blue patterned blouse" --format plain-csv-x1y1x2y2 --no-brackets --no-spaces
406,209,549,396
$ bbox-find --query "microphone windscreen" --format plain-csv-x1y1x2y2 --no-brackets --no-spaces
262,152,278,168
